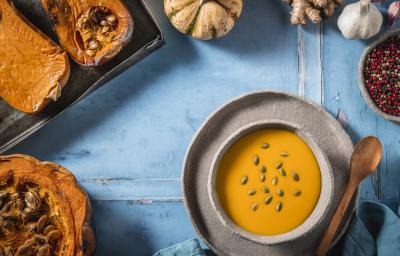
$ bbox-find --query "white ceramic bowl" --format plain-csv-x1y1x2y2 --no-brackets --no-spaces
207,119,334,245
358,29,400,123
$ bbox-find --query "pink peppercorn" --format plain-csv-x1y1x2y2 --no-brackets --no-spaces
364,35,400,116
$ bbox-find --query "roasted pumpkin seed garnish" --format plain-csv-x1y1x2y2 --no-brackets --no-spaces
271,177,278,186
279,168,286,177
241,176,248,185
261,143,270,149
262,186,270,194
277,189,284,197
292,171,300,181
264,195,273,205
280,151,289,157
260,165,267,173
276,201,283,212
260,174,266,182
293,190,302,196
248,189,256,196
251,203,258,212
276,161,283,169
253,155,260,166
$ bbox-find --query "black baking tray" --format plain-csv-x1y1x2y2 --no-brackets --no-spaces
0,0,164,153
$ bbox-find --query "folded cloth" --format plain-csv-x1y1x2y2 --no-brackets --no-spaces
329,201,400,256
154,201,400,256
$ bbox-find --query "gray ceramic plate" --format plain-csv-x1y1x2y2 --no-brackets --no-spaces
182,91,356,256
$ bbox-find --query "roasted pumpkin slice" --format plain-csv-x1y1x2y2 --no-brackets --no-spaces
0,154,95,256
39,0,134,66
0,0,70,114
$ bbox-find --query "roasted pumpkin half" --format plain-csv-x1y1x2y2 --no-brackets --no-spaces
39,0,134,66
164,0,243,40
0,154,95,256
0,0,70,114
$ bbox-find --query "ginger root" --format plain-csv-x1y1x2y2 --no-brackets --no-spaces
283,0,343,25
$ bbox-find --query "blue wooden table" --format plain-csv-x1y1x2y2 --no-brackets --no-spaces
7,0,400,255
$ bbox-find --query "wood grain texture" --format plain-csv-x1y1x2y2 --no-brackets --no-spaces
5,0,400,254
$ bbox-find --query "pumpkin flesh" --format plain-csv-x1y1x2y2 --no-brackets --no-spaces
39,0,134,66
0,0,70,114
0,154,95,256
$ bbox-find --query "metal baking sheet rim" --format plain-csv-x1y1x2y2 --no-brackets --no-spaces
0,0,165,153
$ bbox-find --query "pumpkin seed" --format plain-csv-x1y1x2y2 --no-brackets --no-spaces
277,189,284,197
264,195,273,205
248,189,256,196
262,186,270,194
16,242,33,255
280,152,289,157
43,225,56,236
276,202,283,212
88,40,100,50
37,244,51,256
293,190,302,196
106,15,117,24
47,230,61,241
261,143,270,149
253,155,260,166
260,174,266,182
24,189,41,210
241,176,248,185
260,165,267,173
102,26,110,33
37,215,48,233
291,172,300,181
85,49,96,56
271,177,278,186
251,203,258,212
276,161,283,169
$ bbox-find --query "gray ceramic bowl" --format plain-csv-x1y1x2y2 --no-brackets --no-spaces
358,29,400,123
207,119,334,245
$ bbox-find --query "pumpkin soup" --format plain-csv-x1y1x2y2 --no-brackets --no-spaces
216,129,321,235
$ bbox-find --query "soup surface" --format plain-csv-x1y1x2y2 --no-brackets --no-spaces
216,128,321,235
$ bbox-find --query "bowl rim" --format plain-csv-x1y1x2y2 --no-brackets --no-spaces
358,28,400,123
207,119,334,245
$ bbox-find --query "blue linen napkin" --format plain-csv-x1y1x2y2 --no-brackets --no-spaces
153,201,400,256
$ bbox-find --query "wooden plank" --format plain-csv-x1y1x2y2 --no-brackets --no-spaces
322,9,400,200
298,24,323,104
80,178,182,201
91,200,198,256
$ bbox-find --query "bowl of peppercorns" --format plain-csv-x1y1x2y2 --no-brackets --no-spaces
359,29,400,122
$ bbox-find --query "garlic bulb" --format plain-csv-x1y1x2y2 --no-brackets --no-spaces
337,0,383,40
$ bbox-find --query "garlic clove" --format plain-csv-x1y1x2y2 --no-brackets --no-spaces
388,1,400,26
337,0,383,40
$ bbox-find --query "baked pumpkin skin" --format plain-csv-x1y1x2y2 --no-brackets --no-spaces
39,0,134,66
0,0,70,114
0,154,95,256
164,0,243,40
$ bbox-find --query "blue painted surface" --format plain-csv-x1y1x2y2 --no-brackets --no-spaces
6,0,400,255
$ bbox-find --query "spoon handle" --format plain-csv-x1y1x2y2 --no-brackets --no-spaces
316,180,357,256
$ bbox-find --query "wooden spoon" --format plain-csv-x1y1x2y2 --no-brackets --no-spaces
316,136,382,256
